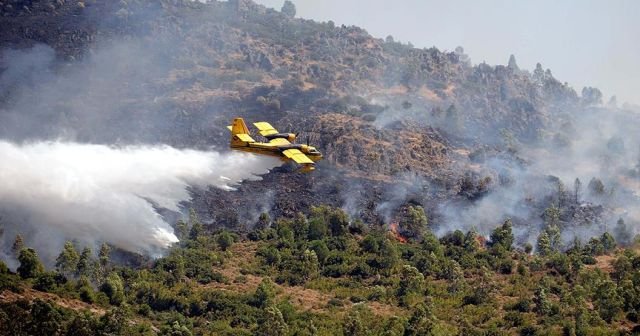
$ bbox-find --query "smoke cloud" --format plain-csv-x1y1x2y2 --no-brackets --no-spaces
0,140,280,261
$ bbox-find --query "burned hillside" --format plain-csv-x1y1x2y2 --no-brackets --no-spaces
0,0,638,247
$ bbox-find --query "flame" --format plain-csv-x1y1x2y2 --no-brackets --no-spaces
388,222,408,243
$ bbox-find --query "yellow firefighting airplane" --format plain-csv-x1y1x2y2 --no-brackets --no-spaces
227,118,322,172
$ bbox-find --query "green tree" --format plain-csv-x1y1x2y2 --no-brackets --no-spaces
309,240,330,265
66,313,98,336
301,249,319,280
258,305,288,336
17,248,44,279
534,286,552,316
307,217,327,240
601,232,616,252
594,280,622,322
398,265,425,307
188,208,203,240
27,299,63,336
343,308,369,336
100,273,125,305
536,230,552,256
160,321,193,336
55,241,79,276
256,212,271,231
253,278,276,308
216,231,234,251
328,208,349,236
614,217,631,245
507,54,519,71
100,308,129,335
292,212,308,239
463,228,480,252
401,206,428,239
76,247,95,278
544,204,561,228
99,243,110,269
547,223,561,252
175,220,189,241
490,218,514,251
405,302,436,336
533,63,545,85
281,0,296,18
378,238,400,273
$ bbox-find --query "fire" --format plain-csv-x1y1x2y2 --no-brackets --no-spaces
388,222,408,243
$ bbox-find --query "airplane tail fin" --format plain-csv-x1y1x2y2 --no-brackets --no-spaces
228,118,255,147
229,118,250,135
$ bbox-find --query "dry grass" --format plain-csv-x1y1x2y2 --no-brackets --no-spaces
0,288,105,315
205,242,403,316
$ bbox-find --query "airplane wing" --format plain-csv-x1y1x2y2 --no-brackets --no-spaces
253,122,279,136
282,149,314,164
268,138,291,146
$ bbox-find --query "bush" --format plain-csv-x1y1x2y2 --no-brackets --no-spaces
33,272,58,292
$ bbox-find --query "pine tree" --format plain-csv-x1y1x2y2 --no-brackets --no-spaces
490,218,514,251
342,308,369,336
216,231,234,251
100,273,125,305
256,212,271,230
537,231,552,256
595,281,622,322
188,208,204,240
175,220,189,240
292,212,308,239
27,300,63,336
281,0,296,18
464,228,480,252
258,306,288,336
544,204,561,228
398,265,425,306
77,247,95,278
533,63,545,85
574,178,582,204
253,278,276,308
17,248,44,279
614,218,631,245
12,234,24,257
547,224,562,252
534,287,552,315
405,302,437,335
301,249,319,280
401,205,428,239
55,241,79,276
601,232,616,252
99,243,111,269
507,54,519,71
445,104,462,132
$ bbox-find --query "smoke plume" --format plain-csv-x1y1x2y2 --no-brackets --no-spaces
0,140,280,260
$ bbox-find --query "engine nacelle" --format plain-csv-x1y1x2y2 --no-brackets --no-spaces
265,133,297,142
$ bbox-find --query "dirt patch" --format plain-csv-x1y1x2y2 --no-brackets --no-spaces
586,254,615,273
0,288,105,315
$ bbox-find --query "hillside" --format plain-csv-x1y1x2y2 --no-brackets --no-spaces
3,0,632,228
1,0,640,335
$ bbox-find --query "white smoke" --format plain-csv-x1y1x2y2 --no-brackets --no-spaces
0,140,280,258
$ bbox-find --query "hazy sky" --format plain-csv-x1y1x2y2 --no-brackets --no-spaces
254,0,640,105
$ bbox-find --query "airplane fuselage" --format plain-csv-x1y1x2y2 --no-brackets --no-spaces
230,141,323,162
